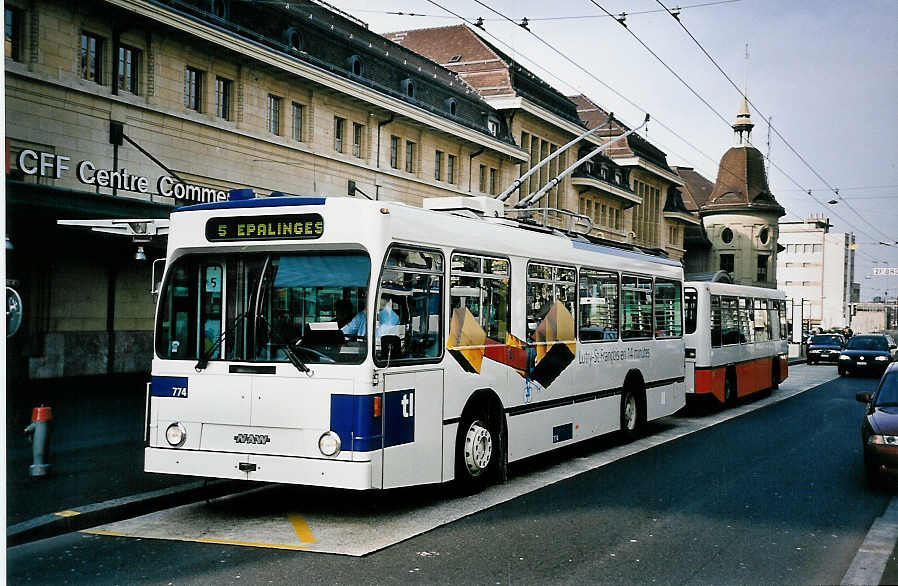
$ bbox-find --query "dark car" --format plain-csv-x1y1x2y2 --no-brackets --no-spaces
807,333,845,364
839,334,894,377
857,363,898,487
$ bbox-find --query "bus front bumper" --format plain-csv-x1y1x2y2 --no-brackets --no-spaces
145,447,377,490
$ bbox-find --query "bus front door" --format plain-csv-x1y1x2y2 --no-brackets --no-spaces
381,368,444,488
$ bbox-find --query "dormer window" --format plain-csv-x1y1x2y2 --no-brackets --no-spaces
210,0,229,18
444,97,457,116
447,55,462,63
402,78,416,99
486,116,500,137
283,27,303,51
347,55,363,76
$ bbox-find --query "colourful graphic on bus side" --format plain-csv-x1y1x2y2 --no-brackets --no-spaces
446,300,576,388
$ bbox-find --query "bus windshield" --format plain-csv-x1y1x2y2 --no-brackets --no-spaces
155,251,370,364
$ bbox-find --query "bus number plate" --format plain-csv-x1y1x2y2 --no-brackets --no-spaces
151,376,189,398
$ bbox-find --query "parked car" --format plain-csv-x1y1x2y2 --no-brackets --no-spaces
856,362,898,488
807,333,845,364
839,334,895,377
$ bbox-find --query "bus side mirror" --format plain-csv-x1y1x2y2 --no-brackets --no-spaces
151,258,166,302
856,392,872,404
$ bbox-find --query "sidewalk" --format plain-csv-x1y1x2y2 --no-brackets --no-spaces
6,374,195,527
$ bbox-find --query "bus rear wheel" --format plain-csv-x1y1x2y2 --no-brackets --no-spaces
455,410,499,493
620,386,644,441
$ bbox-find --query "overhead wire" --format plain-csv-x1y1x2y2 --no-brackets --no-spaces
351,0,741,21
652,0,898,246
426,0,889,264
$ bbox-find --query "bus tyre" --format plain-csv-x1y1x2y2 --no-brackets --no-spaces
771,362,780,391
620,387,643,441
456,411,498,493
839,366,847,376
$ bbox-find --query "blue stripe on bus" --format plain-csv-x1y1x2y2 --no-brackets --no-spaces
173,197,327,213
330,395,382,452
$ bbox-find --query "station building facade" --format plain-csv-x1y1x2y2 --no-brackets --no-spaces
5,0,525,381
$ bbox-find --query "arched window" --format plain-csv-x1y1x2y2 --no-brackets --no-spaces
401,78,416,99
444,97,457,116
759,226,770,244
210,0,229,18
283,27,303,51
347,55,363,76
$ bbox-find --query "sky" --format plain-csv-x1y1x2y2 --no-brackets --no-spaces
326,0,898,300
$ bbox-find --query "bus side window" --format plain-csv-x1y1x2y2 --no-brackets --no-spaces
375,246,444,364
450,253,510,343
578,269,619,342
653,279,682,338
754,298,769,342
710,294,722,347
684,287,698,335
526,263,576,343
721,296,740,345
621,275,653,340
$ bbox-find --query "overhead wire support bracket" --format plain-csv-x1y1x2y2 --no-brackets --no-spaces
495,116,614,203
516,114,650,209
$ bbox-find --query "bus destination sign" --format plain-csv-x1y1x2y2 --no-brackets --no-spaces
206,213,324,242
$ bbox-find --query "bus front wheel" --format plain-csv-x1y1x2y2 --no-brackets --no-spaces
455,411,499,492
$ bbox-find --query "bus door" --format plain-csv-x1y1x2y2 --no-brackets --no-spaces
381,369,444,488
684,287,698,392
375,245,445,488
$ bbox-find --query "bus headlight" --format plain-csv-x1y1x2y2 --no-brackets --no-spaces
165,422,187,447
839,355,852,360
875,356,889,361
318,431,341,457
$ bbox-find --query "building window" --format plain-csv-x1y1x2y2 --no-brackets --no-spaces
267,95,281,135
479,165,486,193
291,102,304,141
116,45,139,94
434,150,443,181
334,116,346,153
347,54,362,76
446,98,457,116
184,66,203,111
215,77,231,120
489,168,497,196
404,140,414,173
757,254,769,282
6,7,22,61
721,227,734,244
389,135,399,169
352,123,364,158
759,226,770,244
80,32,103,83
487,116,500,137
447,154,456,184
720,253,735,273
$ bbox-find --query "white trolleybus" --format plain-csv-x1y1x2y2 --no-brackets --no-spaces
145,193,686,490
683,281,789,406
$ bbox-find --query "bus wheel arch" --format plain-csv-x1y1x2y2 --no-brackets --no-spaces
620,370,646,440
454,388,506,491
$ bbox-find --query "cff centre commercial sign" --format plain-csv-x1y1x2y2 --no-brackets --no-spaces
15,149,228,203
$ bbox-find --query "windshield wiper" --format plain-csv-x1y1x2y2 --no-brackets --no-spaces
196,310,250,371
256,315,313,376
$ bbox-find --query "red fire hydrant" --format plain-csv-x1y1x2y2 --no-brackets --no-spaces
24,406,52,477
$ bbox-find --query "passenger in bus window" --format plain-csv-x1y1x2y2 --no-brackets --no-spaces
341,307,368,337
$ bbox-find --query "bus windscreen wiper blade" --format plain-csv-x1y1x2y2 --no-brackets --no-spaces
195,310,249,371
256,315,312,375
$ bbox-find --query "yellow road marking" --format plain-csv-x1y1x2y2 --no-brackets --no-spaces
54,510,81,517
288,513,316,543
82,529,309,551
